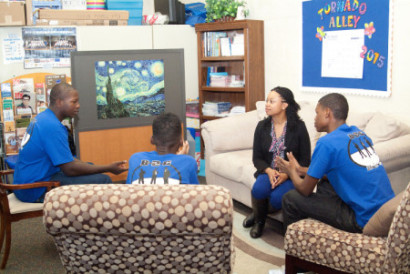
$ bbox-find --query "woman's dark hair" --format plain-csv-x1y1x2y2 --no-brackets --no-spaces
271,86,301,130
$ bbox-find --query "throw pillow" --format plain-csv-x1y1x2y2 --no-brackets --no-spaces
255,101,266,121
364,112,410,143
363,191,404,237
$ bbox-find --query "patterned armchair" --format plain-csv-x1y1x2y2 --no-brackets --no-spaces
43,184,234,273
284,183,409,274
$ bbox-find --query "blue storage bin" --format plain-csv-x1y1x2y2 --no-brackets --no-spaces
106,0,143,25
106,0,142,9
128,17,142,25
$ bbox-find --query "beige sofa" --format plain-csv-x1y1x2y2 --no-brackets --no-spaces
201,101,410,222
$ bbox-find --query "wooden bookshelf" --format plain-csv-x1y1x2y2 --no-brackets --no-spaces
195,20,265,158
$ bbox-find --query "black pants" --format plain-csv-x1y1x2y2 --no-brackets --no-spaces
282,179,363,233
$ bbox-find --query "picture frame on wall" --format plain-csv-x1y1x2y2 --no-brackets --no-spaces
71,48,186,133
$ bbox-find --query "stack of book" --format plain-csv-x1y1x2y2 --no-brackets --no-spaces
209,72,229,87
202,101,232,117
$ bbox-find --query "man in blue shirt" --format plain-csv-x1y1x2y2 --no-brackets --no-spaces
277,93,394,233
14,83,128,202
126,112,199,185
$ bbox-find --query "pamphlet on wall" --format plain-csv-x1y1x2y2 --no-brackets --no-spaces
45,74,67,103
35,82,47,112
4,121,15,132
2,98,14,122
13,78,36,116
4,131,18,155
0,83,12,98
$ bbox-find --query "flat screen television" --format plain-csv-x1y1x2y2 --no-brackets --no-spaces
70,49,186,132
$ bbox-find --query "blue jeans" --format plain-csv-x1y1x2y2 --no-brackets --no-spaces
50,171,112,186
251,173,295,210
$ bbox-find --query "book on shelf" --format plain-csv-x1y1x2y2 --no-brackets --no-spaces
203,31,229,57
231,33,244,56
220,37,231,57
203,31,244,57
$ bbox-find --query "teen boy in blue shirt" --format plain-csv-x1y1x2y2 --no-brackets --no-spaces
277,93,394,232
126,112,199,185
14,83,128,202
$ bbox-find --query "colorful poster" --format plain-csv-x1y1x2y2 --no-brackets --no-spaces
302,0,392,96
22,27,77,69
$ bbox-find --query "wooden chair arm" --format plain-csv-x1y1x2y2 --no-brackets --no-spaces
0,170,15,176
0,181,60,192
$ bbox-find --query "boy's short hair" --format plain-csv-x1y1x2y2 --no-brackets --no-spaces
152,112,181,146
318,93,349,120
49,83,76,106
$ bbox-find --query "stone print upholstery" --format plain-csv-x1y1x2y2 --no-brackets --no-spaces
43,184,234,273
284,183,410,273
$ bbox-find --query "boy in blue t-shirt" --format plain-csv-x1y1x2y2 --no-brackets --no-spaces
126,112,199,185
276,93,394,233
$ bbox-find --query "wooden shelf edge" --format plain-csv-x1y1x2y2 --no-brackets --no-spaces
200,115,227,121
200,56,245,61
201,86,245,92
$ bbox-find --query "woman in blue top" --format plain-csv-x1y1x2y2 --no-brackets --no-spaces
243,87,311,238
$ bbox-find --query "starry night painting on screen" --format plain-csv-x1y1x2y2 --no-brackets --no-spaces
95,59,165,119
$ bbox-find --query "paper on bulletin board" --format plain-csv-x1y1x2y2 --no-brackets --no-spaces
2,33,24,64
22,27,77,69
321,29,364,79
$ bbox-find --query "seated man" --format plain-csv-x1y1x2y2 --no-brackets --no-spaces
14,83,128,203
126,112,199,185
276,93,395,233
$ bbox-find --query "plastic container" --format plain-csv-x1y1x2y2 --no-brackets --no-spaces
86,0,106,9
106,0,142,25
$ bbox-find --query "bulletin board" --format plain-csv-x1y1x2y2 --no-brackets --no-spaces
302,0,393,97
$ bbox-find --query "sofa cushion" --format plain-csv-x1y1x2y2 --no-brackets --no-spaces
347,111,375,130
364,112,410,143
363,191,404,237
209,150,255,189
201,111,258,152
